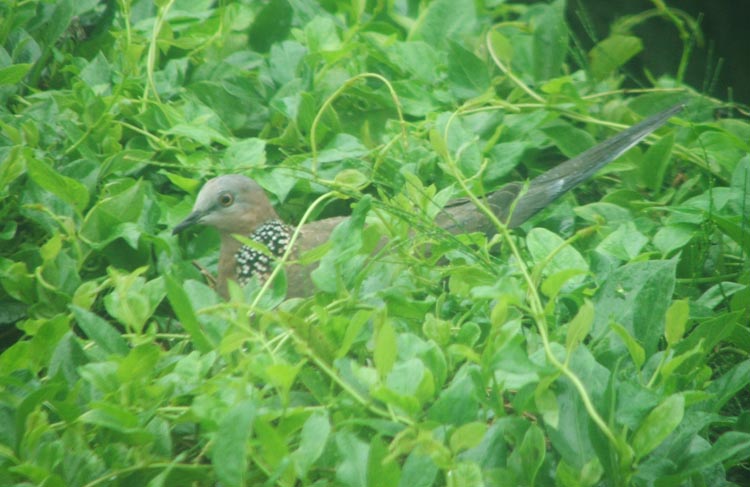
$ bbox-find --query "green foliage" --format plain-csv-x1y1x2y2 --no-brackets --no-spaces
0,0,749,486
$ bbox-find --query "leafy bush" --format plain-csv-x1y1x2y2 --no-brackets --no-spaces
1,0,748,486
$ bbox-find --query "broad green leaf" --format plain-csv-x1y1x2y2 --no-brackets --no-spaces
117,344,161,383
304,16,341,53
446,462,483,487
596,222,648,261
519,424,545,485
660,340,703,380
486,141,527,182
556,458,603,487
665,299,689,346
535,379,559,428
266,361,302,402
79,403,141,434
48,332,87,384
248,0,293,52
39,0,75,45
711,213,750,257
333,169,369,193
311,196,371,293
70,306,129,356
541,268,589,301
546,346,605,467
212,400,255,487
0,63,32,85
80,180,145,248
653,224,696,255
292,411,330,478
447,42,490,100
566,300,594,352
592,260,676,357
374,317,397,378
387,41,441,83
386,359,432,405
610,322,645,369
632,394,684,460
527,228,589,285
27,157,89,212
164,276,213,353
542,121,596,159
399,452,439,487
531,0,568,81
335,432,369,487
589,35,643,80
655,432,750,485
222,138,266,170
640,133,675,191
428,365,480,425
450,422,488,453
79,52,112,94
705,359,750,412
368,436,401,487
696,130,748,173
269,40,307,85
412,0,477,48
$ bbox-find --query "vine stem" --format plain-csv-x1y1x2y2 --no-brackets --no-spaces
442,100,620,448
310,73,407,174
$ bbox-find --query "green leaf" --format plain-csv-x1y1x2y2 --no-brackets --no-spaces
535,382,559,428
292,411,330,478
428,365,479,425
543,121,596,159
80,52,112,94
519,423,546,485
222,138,266,170
333,169,369,193
705,359,750,412
447,42,490,99
664,299,689,346
710,213,750,257
70,306,129,356
531,0,568,81
632,393,684,460
596,222,648,261
164,276,213,353
368,436,401,487
640,133,675,191
446,462,483,487
592,260,676,357
335,431,369,487
27,157,90,212
311,196,371,293
248,0,293,52
212,400,255,487
0,63,32,85
374,316,397,378
412,0,478,48
450,422,487,453
527,228,589,287
611,322,645,369
653,223,696,255
79,403,142,434
80,180,145,248
654,432,750,486
589,35,643,80
566,300,594,352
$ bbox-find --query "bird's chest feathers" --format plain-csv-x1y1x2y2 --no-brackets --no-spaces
232,220,293,286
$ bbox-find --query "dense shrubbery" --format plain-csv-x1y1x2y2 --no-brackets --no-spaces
1,0,748,485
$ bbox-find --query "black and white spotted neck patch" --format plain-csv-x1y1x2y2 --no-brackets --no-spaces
235,220,292,286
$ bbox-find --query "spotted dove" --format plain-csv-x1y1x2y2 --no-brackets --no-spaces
173,104,684,298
